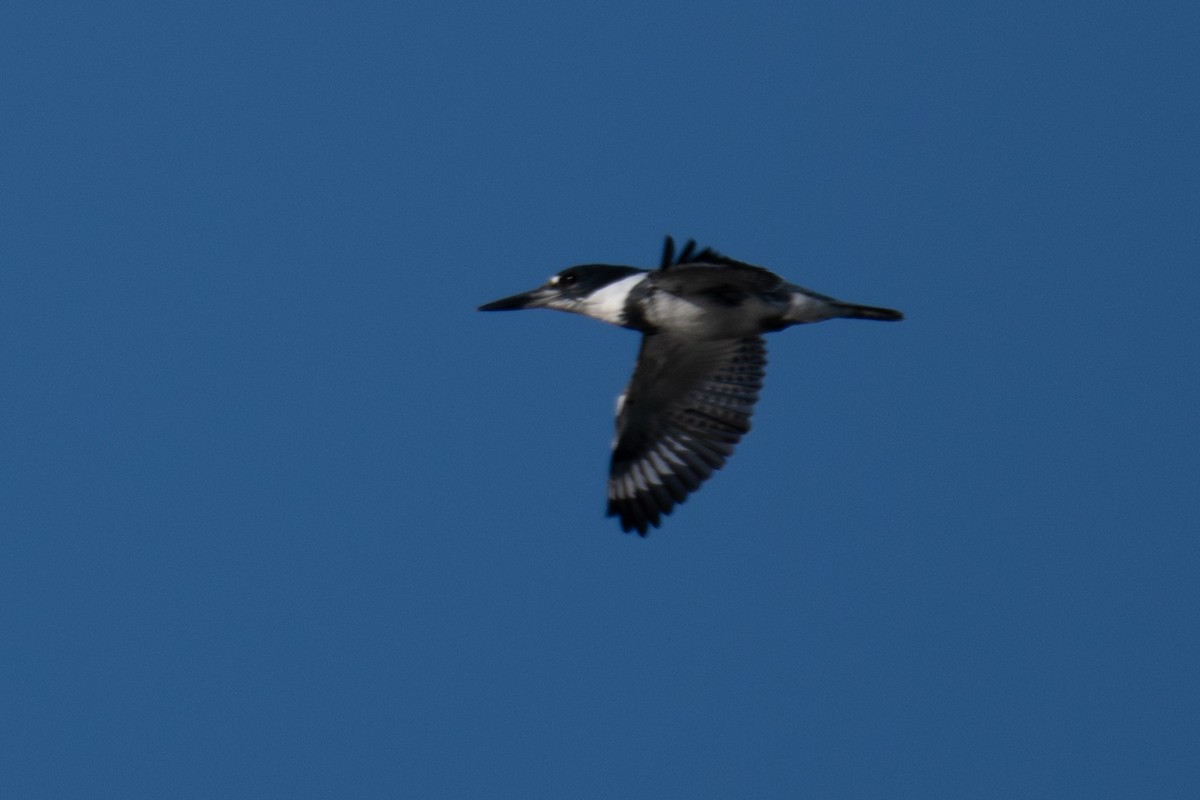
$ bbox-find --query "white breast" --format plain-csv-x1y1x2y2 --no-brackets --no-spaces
647,292,779,339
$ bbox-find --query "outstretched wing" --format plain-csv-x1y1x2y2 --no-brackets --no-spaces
608,334,767,535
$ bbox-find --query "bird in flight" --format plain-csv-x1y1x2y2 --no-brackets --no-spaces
479,237,903,536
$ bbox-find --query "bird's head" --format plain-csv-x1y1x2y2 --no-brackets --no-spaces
478,265,646,318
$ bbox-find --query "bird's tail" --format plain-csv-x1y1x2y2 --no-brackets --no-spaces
832,302,904,322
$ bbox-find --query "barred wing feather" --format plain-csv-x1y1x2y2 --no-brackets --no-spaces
608,334,766,535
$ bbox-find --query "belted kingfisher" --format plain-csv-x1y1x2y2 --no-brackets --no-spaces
479,237,903,536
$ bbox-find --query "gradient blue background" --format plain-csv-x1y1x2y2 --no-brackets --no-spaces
3,2,1198,797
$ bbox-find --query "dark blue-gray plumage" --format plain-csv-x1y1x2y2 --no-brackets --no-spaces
479,237,903,536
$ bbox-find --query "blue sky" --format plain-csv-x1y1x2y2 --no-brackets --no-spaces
3,1,1198,797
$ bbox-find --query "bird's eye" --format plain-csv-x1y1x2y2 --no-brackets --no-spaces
558,273,578,286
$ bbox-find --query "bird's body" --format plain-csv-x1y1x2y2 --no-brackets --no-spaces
479,237,903,535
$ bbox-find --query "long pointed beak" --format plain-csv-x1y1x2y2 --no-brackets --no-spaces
478,286,553,311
